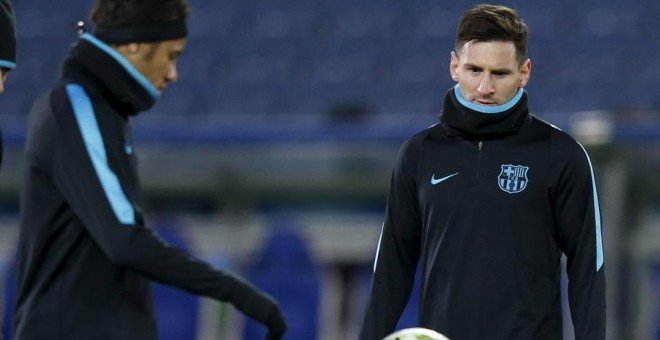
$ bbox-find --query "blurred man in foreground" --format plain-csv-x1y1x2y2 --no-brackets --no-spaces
12,1,286,339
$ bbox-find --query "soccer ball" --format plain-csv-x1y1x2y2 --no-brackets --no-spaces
383,327,450,340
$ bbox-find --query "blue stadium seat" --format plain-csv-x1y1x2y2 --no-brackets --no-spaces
9,0,659,127
152,218,200,340
651,264,660,340
242,225,321,340
151,86,203,116
2,259,17,339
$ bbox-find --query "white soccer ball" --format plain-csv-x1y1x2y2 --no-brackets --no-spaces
383,327,450,340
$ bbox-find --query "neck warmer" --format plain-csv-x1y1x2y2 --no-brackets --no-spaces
61,33,157,115
440,85,529,138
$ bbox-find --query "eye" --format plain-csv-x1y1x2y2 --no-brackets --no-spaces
169,51,183,62
492,71,510,77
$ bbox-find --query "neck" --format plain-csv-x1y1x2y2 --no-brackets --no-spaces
453,85,523,114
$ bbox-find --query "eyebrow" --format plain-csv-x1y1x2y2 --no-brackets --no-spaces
463,63,513,73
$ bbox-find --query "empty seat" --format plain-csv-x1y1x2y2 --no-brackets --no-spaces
242,225,321,340
151,218,201,340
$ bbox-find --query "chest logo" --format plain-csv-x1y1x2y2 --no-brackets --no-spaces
431,172,459,185
498,164,529,194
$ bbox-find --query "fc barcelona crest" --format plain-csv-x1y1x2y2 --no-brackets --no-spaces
498,164,529,194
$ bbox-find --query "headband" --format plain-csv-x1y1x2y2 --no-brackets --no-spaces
93,19,187,45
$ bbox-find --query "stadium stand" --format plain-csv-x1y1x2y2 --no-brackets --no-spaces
2,0,659,125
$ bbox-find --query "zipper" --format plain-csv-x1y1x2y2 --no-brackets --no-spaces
476,141,483,179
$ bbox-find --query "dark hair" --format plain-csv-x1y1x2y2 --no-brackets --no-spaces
455,4,528,65
90,0,190,25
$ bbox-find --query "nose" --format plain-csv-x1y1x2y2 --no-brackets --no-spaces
477,75,494,95
165,63,178,83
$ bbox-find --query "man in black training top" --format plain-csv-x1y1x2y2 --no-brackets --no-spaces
0,0,15,94
0,0,17,169
360,4,605,340
0,3,16,338
12,0,286,339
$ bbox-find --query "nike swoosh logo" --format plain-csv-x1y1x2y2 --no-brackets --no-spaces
431,172,459,185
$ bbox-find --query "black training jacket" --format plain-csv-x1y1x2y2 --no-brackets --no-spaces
360,87,606,340
13,34,280,339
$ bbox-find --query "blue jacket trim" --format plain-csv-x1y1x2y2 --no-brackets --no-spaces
454,85,524,114
66,83,136,225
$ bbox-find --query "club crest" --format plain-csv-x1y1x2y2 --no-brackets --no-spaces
498,164,529,194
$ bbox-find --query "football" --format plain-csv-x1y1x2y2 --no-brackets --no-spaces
383,327,450,340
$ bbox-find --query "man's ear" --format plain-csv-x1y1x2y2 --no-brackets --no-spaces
518,59,531,88
112,43,145,67
113,43,141,57
449,51,459,82
127,43,139,54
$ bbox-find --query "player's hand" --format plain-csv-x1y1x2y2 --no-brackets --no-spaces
264,303,287,340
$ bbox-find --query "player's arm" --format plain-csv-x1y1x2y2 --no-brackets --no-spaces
551,134,606,339
49,85,286,337
360,141,422,340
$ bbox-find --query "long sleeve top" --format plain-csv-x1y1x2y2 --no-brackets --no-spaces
13,34,282,340
360,87,606,340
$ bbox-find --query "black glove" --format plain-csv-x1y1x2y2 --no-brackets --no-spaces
264,302,287,340
220,274,288,338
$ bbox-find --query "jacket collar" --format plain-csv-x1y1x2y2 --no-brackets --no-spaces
61,33,158,116
440,85,529,139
